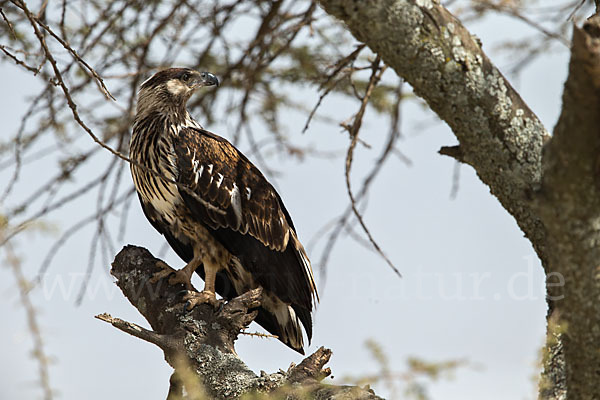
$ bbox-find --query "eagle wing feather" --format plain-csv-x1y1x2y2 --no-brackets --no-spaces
175,127,290,251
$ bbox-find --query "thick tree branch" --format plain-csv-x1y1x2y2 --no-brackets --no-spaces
316,1,600,398
99,246,382,399
536,15,600,400
318,0,549,262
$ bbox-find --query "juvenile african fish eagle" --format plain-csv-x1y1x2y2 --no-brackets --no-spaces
129,68,318,353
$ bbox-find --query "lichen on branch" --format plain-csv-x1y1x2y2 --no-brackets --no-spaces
97,245,382,399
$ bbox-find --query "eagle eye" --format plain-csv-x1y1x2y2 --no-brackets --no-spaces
181,72,191,82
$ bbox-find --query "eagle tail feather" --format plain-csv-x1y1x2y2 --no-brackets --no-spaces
255,299,306,354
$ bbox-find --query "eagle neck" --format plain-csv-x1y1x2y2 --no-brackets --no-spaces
136,87,192,128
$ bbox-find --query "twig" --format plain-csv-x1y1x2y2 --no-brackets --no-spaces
0,44,40,73
22,5,116,100
567,0,588,21
302,44,366,133
2,234,53,400
95,313,170,347
12,0,130,163
5,0,210,231
343,56,401,278
310,81,406,287
449,161,461,200
240,330,279,339
472,0,569,46
1,7,18,39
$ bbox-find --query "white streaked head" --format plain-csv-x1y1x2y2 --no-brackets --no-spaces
136,68,219,118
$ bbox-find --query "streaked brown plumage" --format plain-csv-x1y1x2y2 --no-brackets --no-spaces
129,68,318,353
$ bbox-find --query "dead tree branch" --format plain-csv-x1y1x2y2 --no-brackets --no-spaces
318,0,549,264
98,245,382,399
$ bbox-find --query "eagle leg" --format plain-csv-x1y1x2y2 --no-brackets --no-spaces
150,258,200,291
182,260,221,309
151,257,222,309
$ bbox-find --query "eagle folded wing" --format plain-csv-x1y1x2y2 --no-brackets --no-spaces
174,127,291,252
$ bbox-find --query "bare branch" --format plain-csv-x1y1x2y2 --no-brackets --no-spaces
343,56,401,277
1,234,53,400
318,0,550,263
302,44,366,133
471,1,569,46
0,44,40,72
100,245,383,399
28,13,115,100
10,0,130,164
95,313,169,347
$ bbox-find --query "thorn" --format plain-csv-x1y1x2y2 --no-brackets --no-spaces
287,362,296,373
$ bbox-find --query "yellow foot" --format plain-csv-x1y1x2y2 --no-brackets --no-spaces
150,260,193,290
183,290,220,309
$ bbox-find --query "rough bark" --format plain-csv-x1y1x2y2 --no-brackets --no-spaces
318,0,549,263
98,245,382,400
316,0,600,398
537,14,600,400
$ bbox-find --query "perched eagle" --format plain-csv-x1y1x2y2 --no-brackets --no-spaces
129,68,318,354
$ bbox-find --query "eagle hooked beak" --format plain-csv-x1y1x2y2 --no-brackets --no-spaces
194,71,219,88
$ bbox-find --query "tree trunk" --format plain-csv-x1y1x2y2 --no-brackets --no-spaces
537,14,600,399
316,0,600,398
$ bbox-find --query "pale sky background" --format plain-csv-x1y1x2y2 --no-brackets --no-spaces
0,2,577,399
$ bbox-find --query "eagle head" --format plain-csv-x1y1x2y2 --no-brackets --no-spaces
136,68,219,117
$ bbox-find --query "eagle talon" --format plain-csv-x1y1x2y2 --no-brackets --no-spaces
167,269,194,290
182,290,219,309
150,260,177,284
